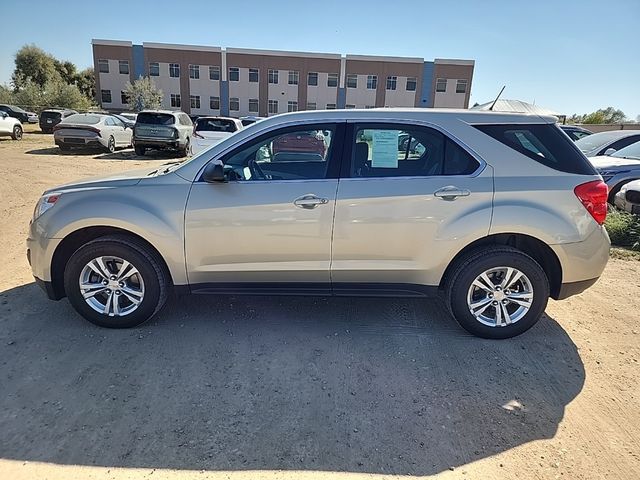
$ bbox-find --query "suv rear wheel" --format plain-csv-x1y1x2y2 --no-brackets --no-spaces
445,246,549,339
63,235,170,328
134,145,146,156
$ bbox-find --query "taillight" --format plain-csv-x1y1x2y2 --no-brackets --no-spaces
574,180,608,225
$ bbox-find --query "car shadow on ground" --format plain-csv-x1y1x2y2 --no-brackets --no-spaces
23,146,186,161
0,283,585,476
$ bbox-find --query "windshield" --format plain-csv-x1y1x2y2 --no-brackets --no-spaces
195,118,238,133
611,140,640,160
62,114,101,125
136,112,175,125
575,132,629,153
41,111,62,120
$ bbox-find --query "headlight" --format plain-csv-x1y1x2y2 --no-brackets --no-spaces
33,192,62,220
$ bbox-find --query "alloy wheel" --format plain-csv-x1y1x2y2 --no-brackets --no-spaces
78,256,145,317
466,266,534,327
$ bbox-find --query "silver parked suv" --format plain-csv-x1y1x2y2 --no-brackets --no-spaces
27,109,610,338
133,110,193,157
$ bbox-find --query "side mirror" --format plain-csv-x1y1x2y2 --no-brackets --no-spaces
201,162,226,183
604,148,617,156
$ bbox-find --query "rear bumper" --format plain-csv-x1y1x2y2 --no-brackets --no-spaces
134,137,181,149
55,138,104,148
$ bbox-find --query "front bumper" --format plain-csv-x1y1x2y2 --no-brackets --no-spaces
27,222,62,293
614,190,640,214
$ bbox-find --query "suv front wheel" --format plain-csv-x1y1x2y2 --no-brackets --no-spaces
446,246,550,339
63,235,170,328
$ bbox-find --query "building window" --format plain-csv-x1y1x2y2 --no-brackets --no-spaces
169,63,180,78
189,64,200,79
386,76,397,90
268,69,278,84
308,72,318,86
149,62,159,76
436,78,447,92
229,67,239,82
406,77,417,91
209,66,220,80
170,93,181,108
346,74,358,88
345,104,356,109
456,79,468,93
366,75,377,89
120,91,128,104
100,89,112,103
268,99,278,114
98,59,109,73
209,96,220,109
326,103,336,110
306,102,316,110
119,60,129,75
190,95,201,109
288,70,299,85
287,101,298,112
327,73,338,87
248,98,259,112
249,68,259,83
230,97,239,111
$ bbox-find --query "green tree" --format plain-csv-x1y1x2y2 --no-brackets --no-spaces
12,45,60,88
54,60,78,85
571,107,627,124
123,77,163,112
74,67,96,100
0,85,13,104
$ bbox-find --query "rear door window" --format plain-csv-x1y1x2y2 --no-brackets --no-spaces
474,124,596,175
348,124,480,178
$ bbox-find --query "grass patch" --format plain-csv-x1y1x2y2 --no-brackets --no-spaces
605,208,640,252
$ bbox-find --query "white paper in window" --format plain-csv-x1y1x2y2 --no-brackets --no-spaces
371,130,399,168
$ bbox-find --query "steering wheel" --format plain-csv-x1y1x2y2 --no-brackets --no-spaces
247,158,268,180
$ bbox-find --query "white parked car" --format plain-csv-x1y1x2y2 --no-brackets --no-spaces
191,116,243,154
0,111,23,140
54,113,132,152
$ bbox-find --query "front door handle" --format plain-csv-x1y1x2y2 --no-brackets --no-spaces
293,194,329,209
434,186,471,200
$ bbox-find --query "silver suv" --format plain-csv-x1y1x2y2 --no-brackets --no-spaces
27,109,610,339
133,110,192,157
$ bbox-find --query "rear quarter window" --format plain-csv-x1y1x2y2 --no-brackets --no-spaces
474,124,596,175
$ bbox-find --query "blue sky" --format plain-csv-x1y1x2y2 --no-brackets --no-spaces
2,0,639,118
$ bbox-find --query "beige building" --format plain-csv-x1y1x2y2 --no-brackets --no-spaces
92,40,474,116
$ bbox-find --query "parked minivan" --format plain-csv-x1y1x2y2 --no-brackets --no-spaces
27,109,610,338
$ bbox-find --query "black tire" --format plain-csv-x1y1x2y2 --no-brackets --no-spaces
63,235,170,328
106,135,116,153
11,125,23,140
134,145,146,156
445,246,550,339
178,138,190,157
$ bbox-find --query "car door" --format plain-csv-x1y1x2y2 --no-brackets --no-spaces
111,116,131,146
331,121,494,291
0,112,11,134
184,122,345,292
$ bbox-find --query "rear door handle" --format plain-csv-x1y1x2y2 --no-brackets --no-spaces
434,186,471,200
293,194,329,209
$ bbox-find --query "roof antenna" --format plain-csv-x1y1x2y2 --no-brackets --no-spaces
489,85,506,111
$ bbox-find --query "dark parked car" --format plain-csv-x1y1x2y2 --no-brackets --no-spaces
0,104,32,124
575,130,640,157
559,125,592,141
39,109,78,133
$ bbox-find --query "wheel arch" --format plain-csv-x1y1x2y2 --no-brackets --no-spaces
440,233,563,299
50,226,174,300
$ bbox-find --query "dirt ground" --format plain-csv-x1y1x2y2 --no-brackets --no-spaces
0,127,638,480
